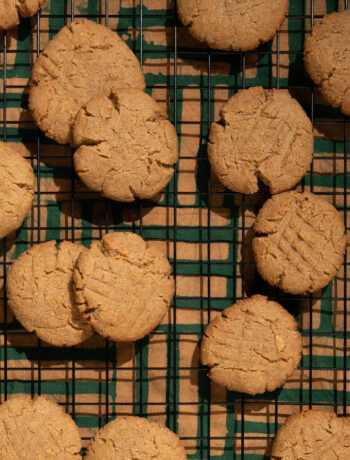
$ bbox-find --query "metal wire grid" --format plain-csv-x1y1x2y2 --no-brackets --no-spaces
0,0,349,458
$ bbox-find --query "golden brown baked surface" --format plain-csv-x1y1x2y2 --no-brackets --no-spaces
0,0,45,30
0,395,81,459
73,89,178,202
208,87,313,195
85,416,187,460
29,19,145,145
7,240,93,346
200,295,302,395
253,191,347,295
304,10,350,116
177,0,289,51
271,409,350,459
73,232,175,342
0,142,34,239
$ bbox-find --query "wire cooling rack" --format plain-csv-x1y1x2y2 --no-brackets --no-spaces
0,0,349,458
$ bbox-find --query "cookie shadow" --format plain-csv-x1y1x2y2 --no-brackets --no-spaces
0,232,19,259
49,172,157,235
195,139,271,222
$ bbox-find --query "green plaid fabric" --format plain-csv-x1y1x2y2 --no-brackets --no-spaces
0,0,349,458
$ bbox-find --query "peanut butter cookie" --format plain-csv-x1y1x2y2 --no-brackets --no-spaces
177,0,289,51
0,0,46,30
208,87,313,195
0,142,34,239
29,19,145,145
0,395,81,459
7,241,93,346
253,191,347,295
200,295,302,395
85,416,187,459
73,232,174,342
72,89,178,202
271,409,350,459
305,10,350,116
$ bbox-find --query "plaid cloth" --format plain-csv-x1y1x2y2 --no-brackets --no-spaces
0,0,349,458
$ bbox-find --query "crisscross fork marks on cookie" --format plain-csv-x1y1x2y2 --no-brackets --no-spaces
253,191,347,294
73,232,174,342
273,212,333,276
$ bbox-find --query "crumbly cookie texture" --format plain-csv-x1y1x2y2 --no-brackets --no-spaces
200,295,302,395
72,89,178,202
253,191,347,295
0,0,45,30
7,240,93,346
0,395,81,459
29,19,145,145
0,142,34,239
208,87,313,195
304,10,350,116
271,410,350,459
177,0,289,51
73,232,175,342
85,416,187,460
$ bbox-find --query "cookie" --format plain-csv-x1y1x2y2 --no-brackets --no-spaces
73,232,174,342
29,19,145,145
271,409,350,459
0,395,81,459
85,415,187,459
208,87,313,195
200,295,302,395
253,191,347,295
177,0,289,51
7,240,94,346
72,89,178,202
304,10,350,116
0,142,35,239
0,0,45,30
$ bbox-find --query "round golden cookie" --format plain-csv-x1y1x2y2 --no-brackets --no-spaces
271,409,350,459
0,142,35,239
208,87,313,195
85,416,187,460
29,19,145,145
304,10,350,116
253,191,347,295
177,0,289,51
200,295,302,395
72,89,178,202
0,395,81,459
73,232,174,342
0,0,46,30
7,240,93,346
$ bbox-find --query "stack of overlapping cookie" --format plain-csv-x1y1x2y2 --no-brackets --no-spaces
0,1,349,459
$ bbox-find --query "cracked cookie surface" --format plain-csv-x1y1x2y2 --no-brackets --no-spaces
200,295,302,395
0,395,81,459
0,142,35,239
73,232,175,342
253,191,347,295
271,409,350,459
85,416,187,460
304,10,350,116
7,240,94,346
177,0,289,51
0,0,46,30
208,87,313,195
72,89,178,202
29,19,145,145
